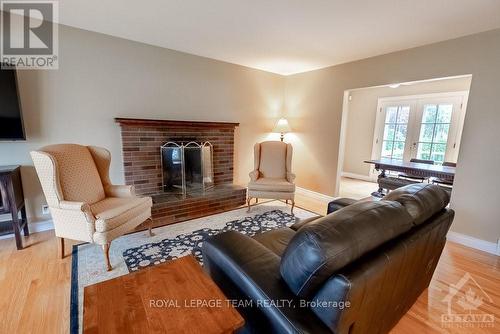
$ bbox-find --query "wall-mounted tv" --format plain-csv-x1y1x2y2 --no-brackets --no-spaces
0,63,25,141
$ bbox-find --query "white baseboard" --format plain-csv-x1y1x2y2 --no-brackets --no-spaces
30,219,55,233
341,172,376,182
296,187,336,203
447,231,500,256
0,219,54,240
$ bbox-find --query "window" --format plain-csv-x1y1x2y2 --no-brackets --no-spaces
416,104,452,163
381,105,409,160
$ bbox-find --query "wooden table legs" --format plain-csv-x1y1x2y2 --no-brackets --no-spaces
0,166,28,250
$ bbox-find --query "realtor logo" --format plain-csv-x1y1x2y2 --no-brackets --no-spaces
1,0,58,69
441,272,495,328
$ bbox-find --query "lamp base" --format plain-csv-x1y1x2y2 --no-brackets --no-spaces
280,133,284,142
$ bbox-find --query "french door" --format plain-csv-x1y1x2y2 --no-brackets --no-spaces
412,96,463,163
371,92,467,175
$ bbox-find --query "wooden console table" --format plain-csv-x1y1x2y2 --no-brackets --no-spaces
0,165,29,249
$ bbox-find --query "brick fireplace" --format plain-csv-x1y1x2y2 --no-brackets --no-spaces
115,118,247,229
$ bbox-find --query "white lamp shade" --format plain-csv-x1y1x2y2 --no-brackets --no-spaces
273,118,292,133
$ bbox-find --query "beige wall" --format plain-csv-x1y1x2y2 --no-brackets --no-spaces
1,17,499,245
343,76,472,177
285,29,500,243
0,23,284,222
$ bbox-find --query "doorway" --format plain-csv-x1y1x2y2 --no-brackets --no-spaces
336,75,472,198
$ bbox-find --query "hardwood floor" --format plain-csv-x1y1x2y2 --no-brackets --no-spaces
0,196,498,333
338,176,378,199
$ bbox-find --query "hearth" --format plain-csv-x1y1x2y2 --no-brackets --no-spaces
115,118,246,229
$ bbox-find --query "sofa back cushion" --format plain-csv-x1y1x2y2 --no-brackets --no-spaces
41,144,106,204
280,200,413,298
258,141,287,179
383,183,449,225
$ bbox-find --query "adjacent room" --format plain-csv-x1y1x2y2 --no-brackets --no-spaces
338,75,472,199
0,1,499,333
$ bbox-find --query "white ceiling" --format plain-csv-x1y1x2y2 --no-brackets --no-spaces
58,0,500,75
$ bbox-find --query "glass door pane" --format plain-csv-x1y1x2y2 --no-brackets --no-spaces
380,105,410,160
415,103,453,164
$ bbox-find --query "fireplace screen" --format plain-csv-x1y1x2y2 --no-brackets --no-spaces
161,141,214,195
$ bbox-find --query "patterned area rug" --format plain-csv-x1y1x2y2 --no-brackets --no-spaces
70,201,318,334
123,210,295,271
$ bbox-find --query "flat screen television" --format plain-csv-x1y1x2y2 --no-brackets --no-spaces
0,63,25,140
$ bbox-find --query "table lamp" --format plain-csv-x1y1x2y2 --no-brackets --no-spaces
272,118,292,141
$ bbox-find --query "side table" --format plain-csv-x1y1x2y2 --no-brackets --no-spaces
0,165,29,249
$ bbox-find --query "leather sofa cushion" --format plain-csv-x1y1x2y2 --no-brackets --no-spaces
253,228,296,256
247,177,295,192
280,200,414,298
383,183,449,225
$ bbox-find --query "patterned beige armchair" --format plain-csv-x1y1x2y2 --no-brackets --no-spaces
30,144,153,271
247,141,296,213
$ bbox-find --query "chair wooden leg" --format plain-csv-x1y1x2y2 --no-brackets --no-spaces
285,199,289,205
58,237,64,259
148,217,154,237
291,200,295,215
255,198,258,204
247,197,252,212
102,243,112,271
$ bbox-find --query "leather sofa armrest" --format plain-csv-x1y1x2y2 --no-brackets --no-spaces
290,216,322,231
326,198,358,214
202,231,332,334
105,184,136,198
249,170,260,181
203,231,280,273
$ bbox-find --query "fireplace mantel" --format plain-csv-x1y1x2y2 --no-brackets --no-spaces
115,118,239,129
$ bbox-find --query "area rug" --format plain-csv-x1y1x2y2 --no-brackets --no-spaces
124,209,298,271
70,201,318,333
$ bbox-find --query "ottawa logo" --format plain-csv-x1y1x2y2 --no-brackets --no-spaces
441,272,495,328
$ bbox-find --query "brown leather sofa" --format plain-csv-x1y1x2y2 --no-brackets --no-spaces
202,183,453,333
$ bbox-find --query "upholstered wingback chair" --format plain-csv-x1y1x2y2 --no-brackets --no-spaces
247,141,296,213
31,144,153,271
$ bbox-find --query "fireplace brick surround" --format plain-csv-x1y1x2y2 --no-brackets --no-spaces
115,118,246,228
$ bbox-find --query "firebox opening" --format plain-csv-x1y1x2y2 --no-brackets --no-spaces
161,141,214,196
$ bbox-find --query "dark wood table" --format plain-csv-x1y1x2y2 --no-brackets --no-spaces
0,165,28,249
83,255,244,333
365,158,456,196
